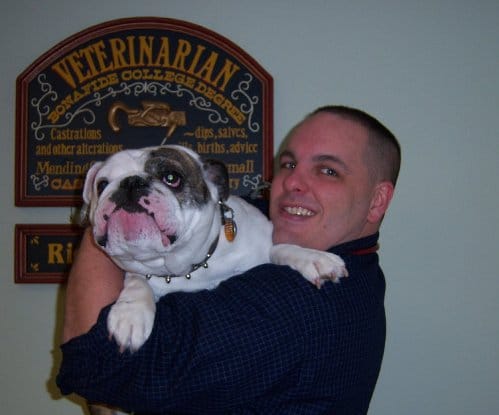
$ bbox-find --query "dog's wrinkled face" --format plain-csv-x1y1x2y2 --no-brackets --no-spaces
83,145,228,274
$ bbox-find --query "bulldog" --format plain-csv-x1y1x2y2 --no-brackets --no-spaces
82,144,347,353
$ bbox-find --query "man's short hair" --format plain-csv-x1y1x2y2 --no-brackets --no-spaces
311,105,401,186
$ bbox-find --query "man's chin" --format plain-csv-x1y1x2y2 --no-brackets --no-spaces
272,229,304,246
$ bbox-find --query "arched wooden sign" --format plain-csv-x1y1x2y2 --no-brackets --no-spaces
15,17,273,206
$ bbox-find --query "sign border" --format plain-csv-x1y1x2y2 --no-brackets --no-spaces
15,17,273,206
14,224,84,283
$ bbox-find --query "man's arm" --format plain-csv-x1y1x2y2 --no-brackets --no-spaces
57,263,308,411
62,228,124,342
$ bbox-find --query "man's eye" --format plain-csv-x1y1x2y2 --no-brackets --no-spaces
280,161,296,170
162,172,182,189
96,179,109,196
321,167,338,177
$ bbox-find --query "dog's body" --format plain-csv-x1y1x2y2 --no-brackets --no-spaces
83,146,346,414
83,144,346,414
83,144,347,350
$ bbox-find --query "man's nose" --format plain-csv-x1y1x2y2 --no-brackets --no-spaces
282,168,308,193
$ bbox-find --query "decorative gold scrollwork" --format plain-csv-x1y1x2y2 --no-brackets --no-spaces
108,101,187,141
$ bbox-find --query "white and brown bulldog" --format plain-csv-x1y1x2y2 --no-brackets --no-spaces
82,144,347,353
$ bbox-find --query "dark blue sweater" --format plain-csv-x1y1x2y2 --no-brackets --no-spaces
57,233,385,414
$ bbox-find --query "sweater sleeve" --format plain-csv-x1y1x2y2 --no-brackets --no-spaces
57,242,386,415
57,264,309,413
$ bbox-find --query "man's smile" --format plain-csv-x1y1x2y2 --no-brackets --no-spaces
283,205,315,217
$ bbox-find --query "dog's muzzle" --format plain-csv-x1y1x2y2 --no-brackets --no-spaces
96,175,178,249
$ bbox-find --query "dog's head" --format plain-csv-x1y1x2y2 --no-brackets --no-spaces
82,145,229,275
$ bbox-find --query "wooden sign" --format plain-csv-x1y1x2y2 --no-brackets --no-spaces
15,17,273,206
14,224,84,283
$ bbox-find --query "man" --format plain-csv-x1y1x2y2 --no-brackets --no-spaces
57,105,400,414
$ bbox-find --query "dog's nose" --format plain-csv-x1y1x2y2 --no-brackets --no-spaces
120,175,149,189
111,175,151,211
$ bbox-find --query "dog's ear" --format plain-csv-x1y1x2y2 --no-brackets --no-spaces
82,161,103,204
203,159,230,201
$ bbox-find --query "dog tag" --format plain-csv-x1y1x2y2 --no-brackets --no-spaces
219,200,237,242
224,219,237,242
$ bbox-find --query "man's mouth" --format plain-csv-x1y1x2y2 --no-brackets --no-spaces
283,206,315,216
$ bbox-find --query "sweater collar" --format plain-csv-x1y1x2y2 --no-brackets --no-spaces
328,232,380,256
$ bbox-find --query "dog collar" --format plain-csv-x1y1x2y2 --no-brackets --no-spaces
145,200,235,284
146,236,220,283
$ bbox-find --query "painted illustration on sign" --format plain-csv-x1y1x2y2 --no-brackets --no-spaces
15,17,273,206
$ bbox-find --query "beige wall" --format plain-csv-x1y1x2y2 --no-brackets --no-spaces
1,1,498,414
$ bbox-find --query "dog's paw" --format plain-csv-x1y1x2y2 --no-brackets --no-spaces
107,274,156,352
296,250,348,288
107,298,156,352
270,244,348,288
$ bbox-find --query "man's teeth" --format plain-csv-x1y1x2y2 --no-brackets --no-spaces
284,206,314,216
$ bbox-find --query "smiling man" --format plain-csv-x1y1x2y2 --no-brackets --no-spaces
57,105,401,415
270,106,399,250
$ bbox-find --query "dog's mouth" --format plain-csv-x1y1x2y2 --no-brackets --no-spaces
97,205,178,249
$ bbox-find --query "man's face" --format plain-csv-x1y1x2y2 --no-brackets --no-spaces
270,112,380,250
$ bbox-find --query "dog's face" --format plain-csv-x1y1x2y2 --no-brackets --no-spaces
83,145,229,275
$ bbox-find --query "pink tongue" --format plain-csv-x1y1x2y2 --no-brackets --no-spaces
108,210,169,246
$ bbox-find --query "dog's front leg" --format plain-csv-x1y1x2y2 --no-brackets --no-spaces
107,273,156,352
270,244,348,288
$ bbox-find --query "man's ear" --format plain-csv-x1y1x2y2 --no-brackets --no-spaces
367,181,395,224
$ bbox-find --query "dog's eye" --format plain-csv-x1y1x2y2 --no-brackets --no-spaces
96,179,109,196
162,172,182,189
